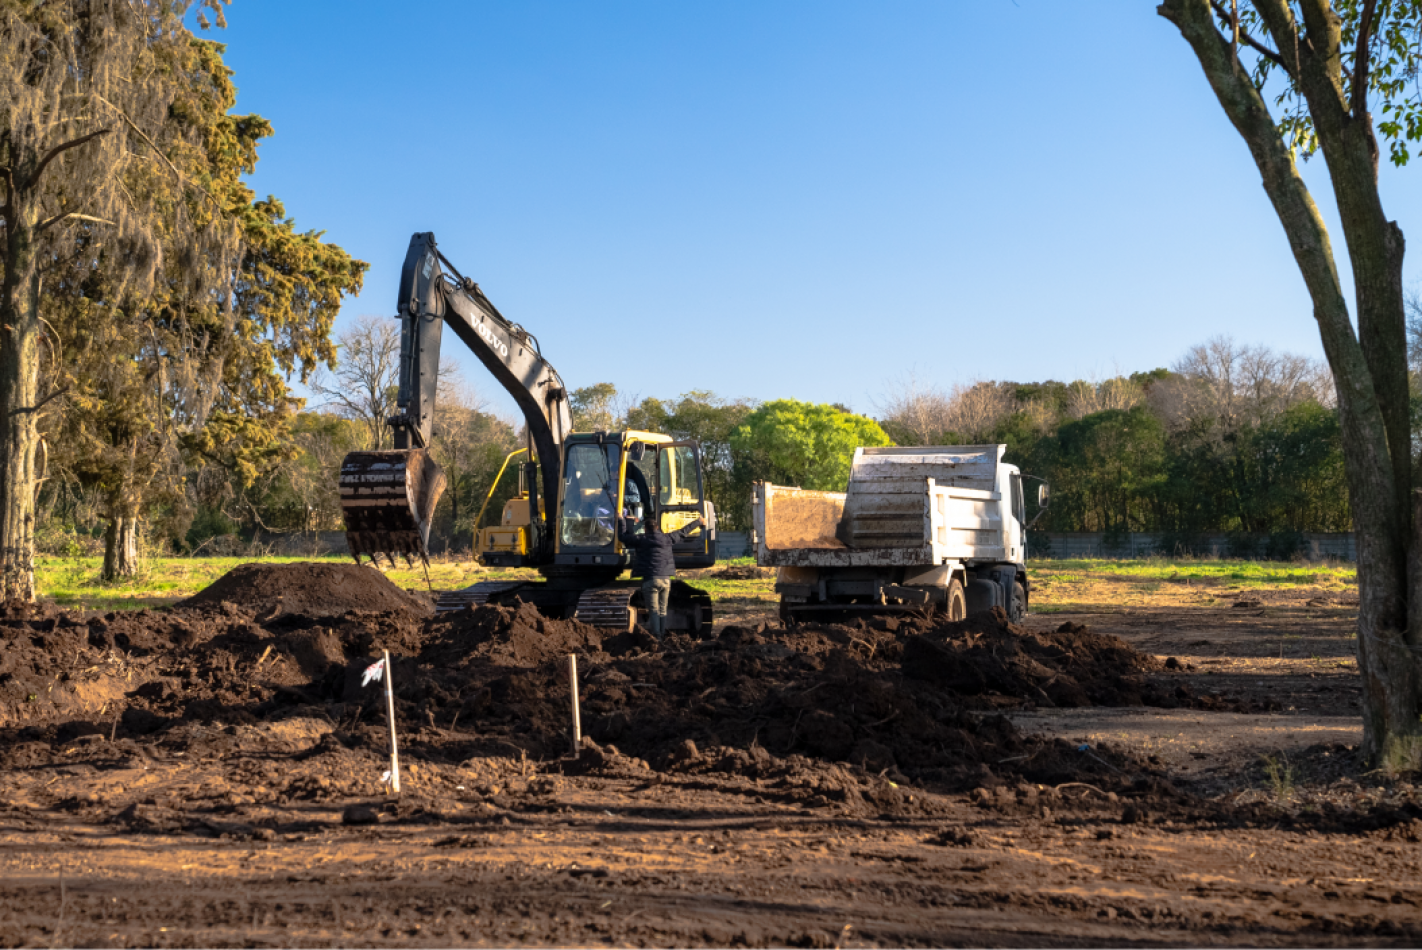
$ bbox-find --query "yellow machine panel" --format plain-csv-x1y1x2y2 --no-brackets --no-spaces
477,495,532,558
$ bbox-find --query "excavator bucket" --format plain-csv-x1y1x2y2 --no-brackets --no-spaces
339,449,448,565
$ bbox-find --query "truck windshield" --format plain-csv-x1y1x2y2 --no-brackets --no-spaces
560,443,620,548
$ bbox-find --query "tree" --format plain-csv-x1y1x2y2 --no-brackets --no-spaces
427,380,520,551
1064,375,1145,420
569,382,628,432
876,375,955,446
242,412,364,538
878,377,1018,446
730,399,892,493
35,33,365,576
1160,0,1422,767
310,316,401,451
1,0,232,597
626,390,755,527
1053,407,1168,536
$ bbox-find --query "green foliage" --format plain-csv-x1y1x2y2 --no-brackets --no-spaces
34,31,365,556
731,399,891,492
1236,1,1422,166
186,506,240,549
1051,406,1167,536
570,383,622,432
627,391,755,528
428,406,521,552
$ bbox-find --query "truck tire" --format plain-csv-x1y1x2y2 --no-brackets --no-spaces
945,579,966,621
1009,582,1027,623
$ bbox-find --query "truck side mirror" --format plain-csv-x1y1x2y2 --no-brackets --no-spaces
629,442,646,462
1038,483,1050,509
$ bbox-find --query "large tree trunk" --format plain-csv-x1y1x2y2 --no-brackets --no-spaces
103,514,140,581
1161,0,1422,770
0,191,42,603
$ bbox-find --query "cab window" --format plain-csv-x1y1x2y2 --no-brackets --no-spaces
560,443,619,548
659,445,700,507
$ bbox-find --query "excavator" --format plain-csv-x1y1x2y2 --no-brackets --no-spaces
337,232,717,633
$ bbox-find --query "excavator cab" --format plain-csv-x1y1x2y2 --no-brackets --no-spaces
554,433,716,570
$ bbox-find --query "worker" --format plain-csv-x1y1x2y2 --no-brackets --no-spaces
617,511,706,639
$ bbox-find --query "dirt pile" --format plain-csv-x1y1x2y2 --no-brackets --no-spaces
0,587,1228,804
901,611,1171,708
427,600,604,666
177,561,433,618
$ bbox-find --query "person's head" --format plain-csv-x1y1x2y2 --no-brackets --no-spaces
644,515,661,535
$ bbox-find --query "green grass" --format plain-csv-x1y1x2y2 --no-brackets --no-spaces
36,551,1355,613
35,553,538,611
1035,558,1356,587
35,553,775,612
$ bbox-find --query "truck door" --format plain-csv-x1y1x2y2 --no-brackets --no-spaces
659,441,715,568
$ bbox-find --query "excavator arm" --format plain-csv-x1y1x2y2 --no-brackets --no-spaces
340,232,572,565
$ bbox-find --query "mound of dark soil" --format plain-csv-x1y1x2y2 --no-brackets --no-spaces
901,611,1169,708
178,562,432,618
0,595,1220,804
428,600,604,666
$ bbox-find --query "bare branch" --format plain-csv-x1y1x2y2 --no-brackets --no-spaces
8,388,71,417
36,212,115,233
30,128,111,185
94,95,222,211
1252,0,1305,79
1209,0,1291,73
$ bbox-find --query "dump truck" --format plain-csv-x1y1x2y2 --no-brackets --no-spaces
751,444,1047,623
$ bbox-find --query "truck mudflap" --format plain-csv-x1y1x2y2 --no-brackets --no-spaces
339,449,447,565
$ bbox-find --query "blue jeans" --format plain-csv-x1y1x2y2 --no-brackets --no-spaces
642,576,672,636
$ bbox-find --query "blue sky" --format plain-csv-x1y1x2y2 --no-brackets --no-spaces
218,1,1421,421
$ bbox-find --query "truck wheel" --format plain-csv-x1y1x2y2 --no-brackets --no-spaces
945,579,966,621
1009,582,1027,623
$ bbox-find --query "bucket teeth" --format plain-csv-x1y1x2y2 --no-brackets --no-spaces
339,449,447,564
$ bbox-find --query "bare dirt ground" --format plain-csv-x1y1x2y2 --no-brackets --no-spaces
0,563,1418,948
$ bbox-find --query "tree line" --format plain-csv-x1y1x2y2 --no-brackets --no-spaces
33,310,1373,561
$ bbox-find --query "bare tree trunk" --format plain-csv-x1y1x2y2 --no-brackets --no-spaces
102,514,140,580
0,189,42,602
1161,0,1422,770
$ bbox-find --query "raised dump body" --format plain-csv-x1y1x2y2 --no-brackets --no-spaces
752,445,1042,621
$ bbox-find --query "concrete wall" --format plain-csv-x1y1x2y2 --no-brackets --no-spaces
717,531,752,559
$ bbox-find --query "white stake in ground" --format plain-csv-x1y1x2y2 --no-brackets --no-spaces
362,651,401,795
568,654,582,755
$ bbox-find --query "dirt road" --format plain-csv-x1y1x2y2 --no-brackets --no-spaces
0,564,1417,947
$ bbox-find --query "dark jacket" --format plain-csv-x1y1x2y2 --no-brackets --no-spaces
618,518,698,579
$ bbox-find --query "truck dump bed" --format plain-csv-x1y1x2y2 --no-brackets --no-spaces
753,445,1007,567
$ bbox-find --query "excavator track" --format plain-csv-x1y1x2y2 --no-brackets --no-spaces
573,585,637,631
569,581,715,634
435,580,526,614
